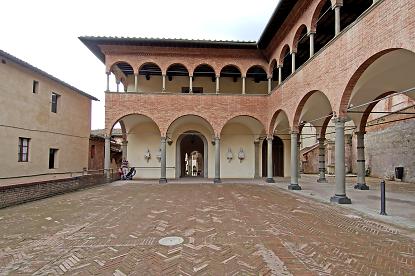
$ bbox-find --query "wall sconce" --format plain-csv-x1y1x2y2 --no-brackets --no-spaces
168,75,173,81
238,148,245,162
144,149,151,162
145,74,150,80
167,137,173,145
226,148,233,162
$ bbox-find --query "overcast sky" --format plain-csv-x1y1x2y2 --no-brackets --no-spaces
0,0,278,129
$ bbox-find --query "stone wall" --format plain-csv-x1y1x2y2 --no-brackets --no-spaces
365,120,415,183
0,173,119,209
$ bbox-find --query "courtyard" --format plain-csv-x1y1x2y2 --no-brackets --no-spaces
1,179,414,275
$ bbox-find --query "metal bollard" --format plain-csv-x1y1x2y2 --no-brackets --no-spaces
380,180,387,215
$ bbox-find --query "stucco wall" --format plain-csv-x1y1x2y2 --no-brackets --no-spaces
0,56,91,178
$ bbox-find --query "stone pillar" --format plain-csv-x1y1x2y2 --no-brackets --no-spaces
106,72,110,92
268,77,272,94
334,4,342,36
104,135,111,179
214,136,221,183
242,76,246,94
309,32,315,58
266,136,275,183
162,74,166,92
189,75,193,93
317,137,327,182
116,79,120,92
297,134,301,179
122,141,128,160
291,52,296,73
134,74,138,92
216,75,220,94
254,140,260,178
355,132,369,190
330,118,352,204
278,65,282,85
160,137,167,183
289,132,302,190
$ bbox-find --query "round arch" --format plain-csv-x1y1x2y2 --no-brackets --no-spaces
279,44,291,64
292,24,309,52
176,131,209,178
109,113,161,136
193,63,216,77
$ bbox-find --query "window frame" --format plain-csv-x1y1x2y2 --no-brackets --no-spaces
32,80,39,94
18,137,30,162
51,92,60,113
49,148,59,169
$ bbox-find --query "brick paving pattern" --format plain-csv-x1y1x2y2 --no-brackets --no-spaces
0,181,414,275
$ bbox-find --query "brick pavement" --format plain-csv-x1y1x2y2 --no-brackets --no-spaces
0,181,414,275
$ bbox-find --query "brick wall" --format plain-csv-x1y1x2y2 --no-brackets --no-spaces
0,173,119,209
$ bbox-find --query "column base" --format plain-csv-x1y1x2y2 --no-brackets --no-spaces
317,178,328,183
266,178,275,183
213,178,221,184
159,178,167,184
288,184,302,190
354,183,369,190
330,195,351,204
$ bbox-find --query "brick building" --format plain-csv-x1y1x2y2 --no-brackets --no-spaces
0,50,97,180
81,0,415,204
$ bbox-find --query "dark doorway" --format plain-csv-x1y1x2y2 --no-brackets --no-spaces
180,134,204,177
262,136,284,177
49,148,58,169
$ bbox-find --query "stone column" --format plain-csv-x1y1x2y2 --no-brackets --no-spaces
334,4,342,36
291,52,296,73
289,132,302,190
104,135,111,179
189,75,193,93
116,79,120,92
297,134,301,179
254,140,260,178
122,141,128,160
160,137,167,183
162,74,166,92
330,118,352,204
106,72,110,92
134,74,138,92
309,32,315,58
278,65,282,85
268,77,272,94
216,75,220,94
266,136,275,183
214,136,221,183
355,132,369,190
242,76,246,94
317,137,327,182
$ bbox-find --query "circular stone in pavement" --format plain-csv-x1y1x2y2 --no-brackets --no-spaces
158,236,184,246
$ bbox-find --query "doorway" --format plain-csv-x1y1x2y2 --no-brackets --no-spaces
262,136,284,177
176,132,208,178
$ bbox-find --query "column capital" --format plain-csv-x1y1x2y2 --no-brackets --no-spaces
277,64,283,69
254,139,260,145
354,131,366,136
308,31,316,36
122,140,128,145
317,137,326,142
216,74,220,78
332,117,349,124
290,130,299,135
106,71,111,76
266,135,273,141
332,0,343,8
291,50,297,55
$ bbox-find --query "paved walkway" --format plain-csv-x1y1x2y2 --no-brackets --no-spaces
0,181,414,275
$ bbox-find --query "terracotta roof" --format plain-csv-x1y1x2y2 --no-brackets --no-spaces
0,49,98,101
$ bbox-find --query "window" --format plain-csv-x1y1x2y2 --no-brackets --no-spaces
90,145,95,159
18,137,30,162
32,80,39,93
51,92,59,113
49,148,58,169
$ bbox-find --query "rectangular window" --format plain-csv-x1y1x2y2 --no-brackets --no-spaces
51,92,59,113
32,80,39,93
49,148,58,169
18,137,30,162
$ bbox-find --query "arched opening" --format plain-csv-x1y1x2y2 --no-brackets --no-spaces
262,136,284,177
219,65,242,94
280,45,292,82
344,49,415,182
270,110,291,177
137,62,162,93
246,65,268,94
110,61,134,92
270,59,279,88
193,64,216,94
314,0,335,53
178,132,206,177
166,63,190,93
294,25,310,69
111,113,161,179
341,0,373,32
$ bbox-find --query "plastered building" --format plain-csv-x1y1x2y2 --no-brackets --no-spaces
0,50,97,179
81,0,415,203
